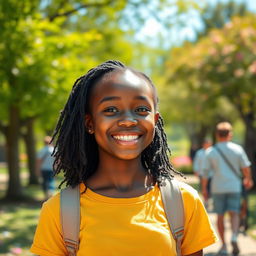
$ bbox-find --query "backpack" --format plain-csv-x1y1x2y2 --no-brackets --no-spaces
60,179,184,256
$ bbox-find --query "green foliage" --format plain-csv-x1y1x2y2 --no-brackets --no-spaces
198,0,249,38
163,15,256,142
177,165,193,174
190,15,256,118
0,0,136,132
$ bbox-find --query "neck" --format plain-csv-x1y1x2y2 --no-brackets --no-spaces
99,158,146,187
217,138,230,142
87,155,153,192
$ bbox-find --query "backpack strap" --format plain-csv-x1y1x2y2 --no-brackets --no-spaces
160,179,184,256
60,186,80,256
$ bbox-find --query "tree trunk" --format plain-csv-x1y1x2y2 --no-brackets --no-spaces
5,105,23,199
243,119,256,184
186,123,209,161
23,118,39,185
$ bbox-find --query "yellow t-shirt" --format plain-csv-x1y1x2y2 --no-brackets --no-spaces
30,182,217,256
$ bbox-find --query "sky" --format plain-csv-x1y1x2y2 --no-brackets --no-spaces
134,0,256,48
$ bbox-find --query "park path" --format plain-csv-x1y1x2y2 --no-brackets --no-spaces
181,175,256,256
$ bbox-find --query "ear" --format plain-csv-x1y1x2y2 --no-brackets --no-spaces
85,114,94,134
154,112,159,123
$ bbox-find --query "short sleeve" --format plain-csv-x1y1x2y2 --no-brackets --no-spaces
201,149,213,178
37,147,47,159
239,147,251,168
193,151,200,174
30,194,68,256
180,183,218,255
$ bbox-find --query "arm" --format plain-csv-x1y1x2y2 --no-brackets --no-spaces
241,166,254,190
201,177,208,201
193,152,200,177
36,158,43,177
185,250,202,256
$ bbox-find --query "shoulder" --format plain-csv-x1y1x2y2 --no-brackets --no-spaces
177,181,218,254
195,149,204,158
205,146,216,157
177,180,207,218
205,146,214,153
48,145,54,153
38,146,46,154
227,142,244,152
41,192,61,216
178,181,200,204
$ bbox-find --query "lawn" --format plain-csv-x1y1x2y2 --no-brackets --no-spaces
0,170,62,256
0,169,256,255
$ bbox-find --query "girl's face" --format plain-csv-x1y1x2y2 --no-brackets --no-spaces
85,69,159,161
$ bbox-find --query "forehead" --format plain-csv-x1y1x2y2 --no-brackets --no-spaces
91,69,156,102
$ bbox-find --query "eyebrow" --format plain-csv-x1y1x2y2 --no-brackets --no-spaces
99,95,149,104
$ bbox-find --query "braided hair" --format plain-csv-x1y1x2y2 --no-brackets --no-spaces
52,60,181,188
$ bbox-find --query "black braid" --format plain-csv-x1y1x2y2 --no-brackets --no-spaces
52,60,182,188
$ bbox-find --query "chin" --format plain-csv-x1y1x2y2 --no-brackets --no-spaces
114,152,141,161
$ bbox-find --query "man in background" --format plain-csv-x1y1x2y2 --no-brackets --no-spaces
193,139,212,209
202,122,253,256
36,136,55,200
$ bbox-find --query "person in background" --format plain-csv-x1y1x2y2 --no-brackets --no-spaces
36,136,55,200
202,122,253,256
193,139,212,209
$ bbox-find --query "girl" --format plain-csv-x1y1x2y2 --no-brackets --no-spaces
31,60,217,256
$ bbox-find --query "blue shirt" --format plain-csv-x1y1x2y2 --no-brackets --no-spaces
203,142,251,194
38,145,54,171
193,148,213,178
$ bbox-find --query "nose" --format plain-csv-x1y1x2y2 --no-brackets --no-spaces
117,112,138,127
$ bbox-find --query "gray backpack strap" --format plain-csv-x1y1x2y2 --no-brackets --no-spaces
160,179,184,256
60,186,80,256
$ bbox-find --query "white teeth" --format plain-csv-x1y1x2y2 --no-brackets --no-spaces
113,135,139,141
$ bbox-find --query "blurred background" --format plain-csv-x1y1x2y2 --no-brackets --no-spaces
0,0,256,255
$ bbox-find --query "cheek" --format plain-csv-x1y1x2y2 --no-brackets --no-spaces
146,113,157,127
145,115,157,136
93,115,113,136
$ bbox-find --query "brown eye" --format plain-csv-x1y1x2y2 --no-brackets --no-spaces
103,107,119,113
135,107,151,113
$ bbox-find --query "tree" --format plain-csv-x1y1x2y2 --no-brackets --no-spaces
196,16,256,181
163,1,252,154
0,1,132,199
0,0,199,199
197,1,248,38
166,15,256,181
163,41,239,154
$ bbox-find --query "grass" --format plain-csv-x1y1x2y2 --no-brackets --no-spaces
0,171,62,256
0,169,256,255
0,166,27,175
0,201,41,255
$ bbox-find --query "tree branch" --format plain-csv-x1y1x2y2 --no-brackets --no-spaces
49,0,114,21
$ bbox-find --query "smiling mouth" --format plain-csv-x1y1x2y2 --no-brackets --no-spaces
112,135,139,141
